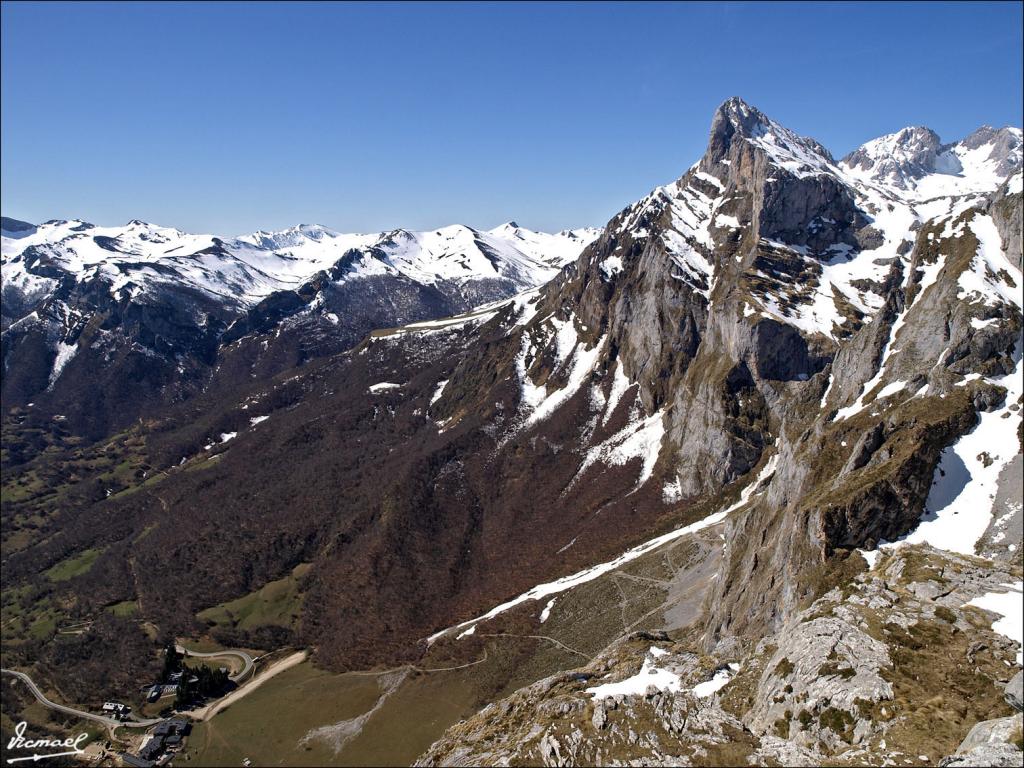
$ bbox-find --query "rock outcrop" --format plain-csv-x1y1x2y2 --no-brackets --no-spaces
418,546,1023,767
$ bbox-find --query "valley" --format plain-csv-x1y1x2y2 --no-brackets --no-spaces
182,517,727,767
2,96,1022,766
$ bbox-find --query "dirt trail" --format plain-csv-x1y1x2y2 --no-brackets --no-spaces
190,650,307,721
479,632,591,659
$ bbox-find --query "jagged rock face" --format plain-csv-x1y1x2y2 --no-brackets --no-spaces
557,101,1024,647
517,100,870,499
703,98,867,251
423,99,1023,646
517,98,1020,524
989,182,1023,270
706,189,1021,640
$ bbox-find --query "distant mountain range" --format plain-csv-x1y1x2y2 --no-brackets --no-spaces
1,217,597,434
2,218,599,316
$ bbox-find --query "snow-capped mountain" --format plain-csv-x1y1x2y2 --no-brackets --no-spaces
341,223,599,292
840,123,1023,199
409,97,1023,765
487,221,601,267
0,215,598,432
4,97,1023,768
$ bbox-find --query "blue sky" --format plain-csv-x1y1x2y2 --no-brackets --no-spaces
2,1,1021,234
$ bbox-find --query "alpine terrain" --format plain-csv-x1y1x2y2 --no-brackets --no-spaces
2,98,1022,767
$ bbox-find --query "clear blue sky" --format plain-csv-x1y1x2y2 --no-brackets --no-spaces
2,1,1021,235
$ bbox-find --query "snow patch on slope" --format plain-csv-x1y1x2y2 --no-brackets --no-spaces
886,344,1023,555
47,342,78,390
962,214,1023,310
587,647,683,699
692,667,737,698
965,582,1024,665
603,361,635,425
576,410,665,491
516,317,603,428
539,598,556,623
428,454,778,644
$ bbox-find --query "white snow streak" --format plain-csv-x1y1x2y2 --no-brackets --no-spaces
539,598,556,624
47,342,78,390
428,454,778,644
965,582,1024,665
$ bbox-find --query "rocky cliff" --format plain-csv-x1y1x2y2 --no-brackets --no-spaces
415,98,1022,765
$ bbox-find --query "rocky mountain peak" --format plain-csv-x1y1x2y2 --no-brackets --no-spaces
960,124,1021,150
841,126,951,188
701,97,836,186
379,228,416,246
959,125,1023,176
704,96,770,166
709,96,769,137
840,123,1022,195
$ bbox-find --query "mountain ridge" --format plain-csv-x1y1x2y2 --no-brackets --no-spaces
0,215,599,437
411,96,1022,765
1,97,1021,767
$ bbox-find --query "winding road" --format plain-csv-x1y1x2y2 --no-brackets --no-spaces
190,650,306,721
1,668,163,728
175,645,255,682
4,646,255,729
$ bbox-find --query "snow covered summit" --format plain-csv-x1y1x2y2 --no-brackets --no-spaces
841,124,1023,199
